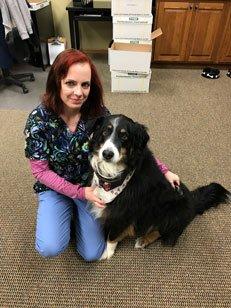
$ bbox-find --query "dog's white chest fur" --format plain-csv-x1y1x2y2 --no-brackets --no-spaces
90,171,134,218
92,173,115,204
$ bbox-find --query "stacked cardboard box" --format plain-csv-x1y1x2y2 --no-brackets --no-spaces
109,0,162,93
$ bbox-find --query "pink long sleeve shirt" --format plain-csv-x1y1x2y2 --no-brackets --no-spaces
29,158,169,200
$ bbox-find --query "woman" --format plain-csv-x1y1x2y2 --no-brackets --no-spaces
24,49,180,261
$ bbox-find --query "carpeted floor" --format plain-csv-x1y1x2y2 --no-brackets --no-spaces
0,56,231,307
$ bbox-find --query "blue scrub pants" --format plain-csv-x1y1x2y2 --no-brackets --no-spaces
35,190,106,261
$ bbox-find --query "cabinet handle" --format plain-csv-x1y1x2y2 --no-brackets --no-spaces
188,4,193,10
194,5,198,10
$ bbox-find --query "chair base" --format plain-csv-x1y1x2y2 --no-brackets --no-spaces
0,68,35,94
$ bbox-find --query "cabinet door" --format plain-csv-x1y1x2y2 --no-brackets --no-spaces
186,2,224,62
217,6,231,62
154,1,193,61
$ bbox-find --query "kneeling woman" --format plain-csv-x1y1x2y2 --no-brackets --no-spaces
24,49,180,261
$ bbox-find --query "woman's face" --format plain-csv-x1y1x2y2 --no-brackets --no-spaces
60,62,91,112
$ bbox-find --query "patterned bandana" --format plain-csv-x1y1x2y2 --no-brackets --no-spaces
92,170,135,203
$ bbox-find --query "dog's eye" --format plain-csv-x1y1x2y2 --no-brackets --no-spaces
120,133,128,141
102,127,112,136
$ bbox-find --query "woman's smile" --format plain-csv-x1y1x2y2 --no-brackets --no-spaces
70,97,83,103
60,62,91,111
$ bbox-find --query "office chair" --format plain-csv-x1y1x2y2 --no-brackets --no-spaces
0,10,35,94
0,68,35,94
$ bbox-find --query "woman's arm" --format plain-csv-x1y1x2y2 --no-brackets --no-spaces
156,158,180,188
156,158,169,174
29,160,85,199
30,160,106,207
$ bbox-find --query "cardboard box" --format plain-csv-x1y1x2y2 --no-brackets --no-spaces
109,43,152,74
28,0,49,11
109,28,162,74
111,0,152,15
111,70,151,93
48,37,66,65
93,0,111,9
113,15,153,40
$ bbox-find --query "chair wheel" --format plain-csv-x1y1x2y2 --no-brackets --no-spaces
23,87,29,94
30,76,35,82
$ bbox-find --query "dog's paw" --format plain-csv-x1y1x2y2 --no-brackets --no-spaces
99,241,118,260
107,242,117,259
134,238,146,249
99,247,109,260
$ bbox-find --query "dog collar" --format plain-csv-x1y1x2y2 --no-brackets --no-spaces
95,170,130,191
92,170,135,203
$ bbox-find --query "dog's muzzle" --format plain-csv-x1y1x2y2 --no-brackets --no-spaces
99,139,120,163
102,149,114,161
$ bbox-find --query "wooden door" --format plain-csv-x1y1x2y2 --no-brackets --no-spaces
154,1,193,61
186,2,224,62
217,5,231,62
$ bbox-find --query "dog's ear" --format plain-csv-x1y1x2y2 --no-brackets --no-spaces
133,122,150,150
88,116,106,152
87,116,106,138
128,122,150,166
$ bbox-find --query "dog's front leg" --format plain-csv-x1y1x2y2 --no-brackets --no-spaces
99,241,118,260
99,225,135,260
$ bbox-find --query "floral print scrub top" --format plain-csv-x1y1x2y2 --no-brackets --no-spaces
24,104,106,193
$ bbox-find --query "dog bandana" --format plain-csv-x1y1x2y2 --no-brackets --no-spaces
92,170,135,203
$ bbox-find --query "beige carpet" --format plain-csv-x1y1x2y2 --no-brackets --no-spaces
1,63,231,307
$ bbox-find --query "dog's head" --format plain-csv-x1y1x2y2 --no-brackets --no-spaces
89,114,149,178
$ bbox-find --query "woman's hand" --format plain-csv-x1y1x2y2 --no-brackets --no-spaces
84,186,106,208
164,171,180,188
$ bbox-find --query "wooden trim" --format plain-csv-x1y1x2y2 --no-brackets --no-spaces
152,61,231,69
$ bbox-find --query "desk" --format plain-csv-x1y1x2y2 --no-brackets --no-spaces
66,1,111,49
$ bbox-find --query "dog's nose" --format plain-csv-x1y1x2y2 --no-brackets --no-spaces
102,149,114,161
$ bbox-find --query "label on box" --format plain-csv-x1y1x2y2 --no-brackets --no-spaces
113,15,153,24
113,71,151,78
111,69,151,93
114,38,152,45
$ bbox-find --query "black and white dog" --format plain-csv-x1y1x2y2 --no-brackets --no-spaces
88,114,230,260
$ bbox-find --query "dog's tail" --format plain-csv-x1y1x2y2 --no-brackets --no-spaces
191,182,230,215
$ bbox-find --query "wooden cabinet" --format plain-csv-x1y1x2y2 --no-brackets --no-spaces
154,1,193,61
217,6,231,62
153,0,231,63
185,2,224,62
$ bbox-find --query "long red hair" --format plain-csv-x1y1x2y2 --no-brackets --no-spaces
42,49,105,119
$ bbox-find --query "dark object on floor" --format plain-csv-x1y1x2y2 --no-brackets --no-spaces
227,70,231,78
0,11,35,93
201,67,220,79
0,68,35,94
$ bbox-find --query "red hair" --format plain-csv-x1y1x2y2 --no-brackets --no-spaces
42,49,105,119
